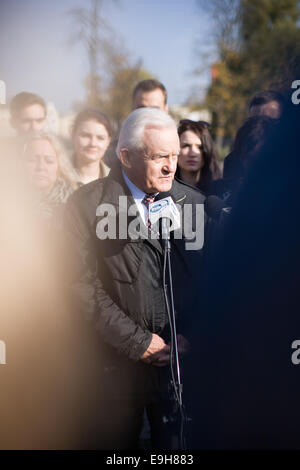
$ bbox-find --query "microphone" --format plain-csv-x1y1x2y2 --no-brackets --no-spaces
204,195,231,222
149,195,181,239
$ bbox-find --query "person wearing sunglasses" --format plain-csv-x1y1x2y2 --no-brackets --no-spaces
176,119,221,194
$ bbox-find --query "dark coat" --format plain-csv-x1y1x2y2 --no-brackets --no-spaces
189,100,300,449
65,163,207,371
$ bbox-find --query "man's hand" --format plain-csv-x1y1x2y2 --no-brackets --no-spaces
140,333,170,364
141,334,191,367
149,334,191,367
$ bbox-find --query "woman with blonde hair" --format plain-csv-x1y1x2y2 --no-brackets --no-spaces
23,132,77,222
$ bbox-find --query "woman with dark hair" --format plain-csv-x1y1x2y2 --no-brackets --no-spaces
71,109,112,185
232,114,276,173
176,119,221,194
212,115,277,202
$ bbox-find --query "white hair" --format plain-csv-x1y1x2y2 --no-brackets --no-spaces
116,107,177,158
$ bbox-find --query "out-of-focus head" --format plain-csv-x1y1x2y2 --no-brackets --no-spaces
10,92,47,136
233,115,276,171
249,90,284,120
177,119,221,187
132,79,168,113
23,132,75,193
72,109,112,166
117,107,179,193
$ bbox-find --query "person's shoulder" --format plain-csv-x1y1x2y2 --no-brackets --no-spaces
71,177,106,199
67,177,107,216
172,176,206,204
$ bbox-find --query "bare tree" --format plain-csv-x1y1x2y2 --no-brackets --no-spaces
67,0,118,106
197,0,241,52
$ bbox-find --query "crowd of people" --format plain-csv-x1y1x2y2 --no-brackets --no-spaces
3,81,286,223
0,77,299,450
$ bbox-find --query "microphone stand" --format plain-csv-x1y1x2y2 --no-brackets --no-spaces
161,218,187,450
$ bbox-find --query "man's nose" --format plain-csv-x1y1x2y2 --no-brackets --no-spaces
164,155,177,172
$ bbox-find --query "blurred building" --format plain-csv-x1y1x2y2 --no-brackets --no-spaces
170,104,212,124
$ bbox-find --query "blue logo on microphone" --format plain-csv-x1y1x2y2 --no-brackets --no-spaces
149,199,169,214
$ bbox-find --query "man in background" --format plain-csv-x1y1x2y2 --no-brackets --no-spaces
132,79,169,113
221,89,284,192
249,90,284,120
10,91,47,136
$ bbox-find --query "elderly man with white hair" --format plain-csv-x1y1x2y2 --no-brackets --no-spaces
65,107,206,450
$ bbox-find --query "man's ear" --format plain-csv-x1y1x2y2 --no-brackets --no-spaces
119,148,132,168
164,104,169,114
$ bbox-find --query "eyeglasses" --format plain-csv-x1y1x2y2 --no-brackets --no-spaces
179,119,210,128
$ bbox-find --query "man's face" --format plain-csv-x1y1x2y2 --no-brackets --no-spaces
249,100,281,119
121,126,179,193
133,89,168,113
12,104,46,136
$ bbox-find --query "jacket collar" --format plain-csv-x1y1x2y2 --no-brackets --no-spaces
101,163,189,254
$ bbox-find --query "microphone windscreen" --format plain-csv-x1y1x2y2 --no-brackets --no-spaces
149,196,181,232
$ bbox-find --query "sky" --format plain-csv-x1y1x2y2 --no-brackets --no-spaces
0,0,214,113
